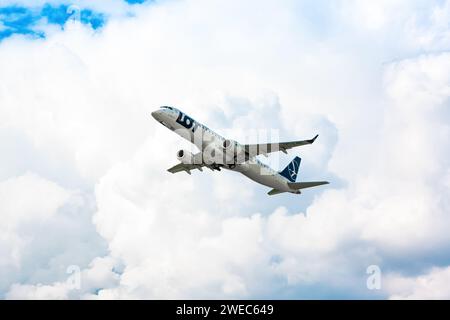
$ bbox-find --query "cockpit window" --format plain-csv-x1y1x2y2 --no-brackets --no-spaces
160,106,174,110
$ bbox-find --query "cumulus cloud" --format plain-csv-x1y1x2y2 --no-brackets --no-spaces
386,266,450,299
0,173,107,297
0,173,69,270
6,256,120,299
1,0,450,299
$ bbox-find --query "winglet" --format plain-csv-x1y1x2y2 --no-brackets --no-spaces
309,134,319,144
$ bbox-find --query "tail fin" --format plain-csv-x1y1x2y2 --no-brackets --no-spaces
279,156,301,182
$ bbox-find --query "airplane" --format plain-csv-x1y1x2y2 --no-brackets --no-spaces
151,106,329,195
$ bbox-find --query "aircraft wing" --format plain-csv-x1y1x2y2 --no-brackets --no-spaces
243,134,319,157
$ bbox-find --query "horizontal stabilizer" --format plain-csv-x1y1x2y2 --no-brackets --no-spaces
267,189,286,196
287,181,329,190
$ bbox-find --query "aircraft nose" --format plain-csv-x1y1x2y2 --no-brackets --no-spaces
151,110,162,120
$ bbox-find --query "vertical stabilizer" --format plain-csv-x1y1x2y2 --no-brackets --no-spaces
279,156,301,182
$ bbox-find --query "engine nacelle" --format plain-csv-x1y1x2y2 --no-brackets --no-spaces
221,139,245,164
222,139,235,151
176,149,195,164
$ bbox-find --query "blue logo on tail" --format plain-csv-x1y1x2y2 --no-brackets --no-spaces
279,157,301,182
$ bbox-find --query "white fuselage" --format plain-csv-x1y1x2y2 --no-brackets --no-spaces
151,107,297,193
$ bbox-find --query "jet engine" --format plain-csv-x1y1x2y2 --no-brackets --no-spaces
222,139,235,151
221,139,245,164
176,149,194,164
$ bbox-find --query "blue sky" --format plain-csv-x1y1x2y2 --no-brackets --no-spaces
1,0,450,300
0,0,149,41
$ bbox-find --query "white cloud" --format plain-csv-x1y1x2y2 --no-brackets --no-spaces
339,0,410,31
6,256,120,299
386,266,450,299
0,173,69,269
7,282,70,300
0,172,107,296
1,0,450,299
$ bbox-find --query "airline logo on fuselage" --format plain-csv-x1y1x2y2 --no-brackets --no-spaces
176,111,199,133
